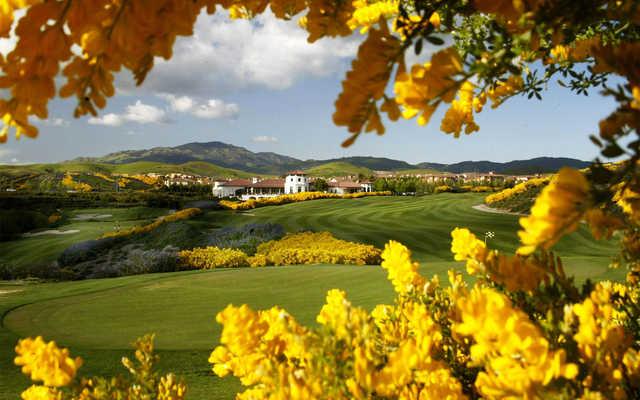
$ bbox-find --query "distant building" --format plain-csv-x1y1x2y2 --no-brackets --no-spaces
327,180,363,195
211,171,372,199
284,171,309,194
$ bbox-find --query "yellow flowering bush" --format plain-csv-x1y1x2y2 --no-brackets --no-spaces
485,177,550,205
209,231,640,399
220,191,392,210
61,173,92,193
434,184,452,193
100,208,202,239
15,334,186,400
254,231,382,266
179,247,250,269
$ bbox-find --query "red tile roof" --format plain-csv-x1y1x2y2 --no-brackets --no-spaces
249,179,285,188
328,181,362,189
287,170,306,175
220,179,251,187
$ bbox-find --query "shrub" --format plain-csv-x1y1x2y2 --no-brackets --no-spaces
58,237,120,266
485,177,550,205
179,247,249,269
255,231,381,266
100,208,202,239
434,185,452,193
0,209,49,241
219,191,392,210
205,223,285,255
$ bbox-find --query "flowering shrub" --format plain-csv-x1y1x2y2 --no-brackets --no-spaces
100,208,201,239
468,185,495,192
434,185,453,193
485,177,550,205
61,173,92,192
255,231,382,266
209,226,640,399
219,191,392,210
47,214,61,224
179,247,250,269
15,334,186,399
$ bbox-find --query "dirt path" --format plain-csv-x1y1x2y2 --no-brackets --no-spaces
472,204,527,216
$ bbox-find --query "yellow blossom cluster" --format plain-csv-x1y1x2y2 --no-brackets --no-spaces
484,75,524,108
255,231,382,265
100,208,202,239
485,176,550,204
334,26,400,143
219,191,391,210
454,286,578,398
518,168,591,255
570,282,640,397
93,172,114,182
61,173,92,193
179,246,250,269
17,334,188,399
348,0,399,34
14,336,82,388
394,47,462,126
440,81,481,137
451,227,549,291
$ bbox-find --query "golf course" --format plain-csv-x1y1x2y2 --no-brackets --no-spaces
0,193,625,398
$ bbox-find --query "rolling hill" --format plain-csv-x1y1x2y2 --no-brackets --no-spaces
68,141,591,175
305,162,373,177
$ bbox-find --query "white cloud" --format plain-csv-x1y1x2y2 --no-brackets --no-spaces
88,101,168,126
125,101,168,124
88,113,125,127
252,135,278,143
121,10,359,96
38,117,70,127
192,99,239,119
158,93,239,119
158,93,195,112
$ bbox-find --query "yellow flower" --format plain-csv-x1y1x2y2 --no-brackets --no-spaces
381,240,425,294
20,385,61,400
517,168,590,255
394,47,462,126
157,373,187,400
440,81,480,137
15,336,82,387
450,227,487,275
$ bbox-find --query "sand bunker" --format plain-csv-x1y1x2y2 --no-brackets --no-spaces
472,204,526,216
72,213,112,221
23,229,80,237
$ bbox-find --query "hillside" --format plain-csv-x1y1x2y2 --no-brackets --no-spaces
68,141,591,175
417,157,591,174
305,162,373,177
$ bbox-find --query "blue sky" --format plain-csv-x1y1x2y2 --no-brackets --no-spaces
0,11,617,166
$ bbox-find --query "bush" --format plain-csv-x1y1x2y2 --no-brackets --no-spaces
0,209,49,241
219,191,392,210
179,247,249,269
100,208,202,239
255,231,381,266
58,237,120,266
205,223,285,255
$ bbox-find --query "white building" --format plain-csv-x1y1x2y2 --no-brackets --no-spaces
284,170,309,194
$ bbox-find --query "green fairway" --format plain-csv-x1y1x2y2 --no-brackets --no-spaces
0,193,626,398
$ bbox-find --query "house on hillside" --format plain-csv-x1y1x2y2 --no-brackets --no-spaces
285,170,309,194
212,170,371,199
327,179,373,194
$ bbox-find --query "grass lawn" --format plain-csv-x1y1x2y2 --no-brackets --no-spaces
0,207,168,268
0,193,626,398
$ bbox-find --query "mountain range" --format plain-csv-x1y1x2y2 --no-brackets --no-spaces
70,141,591,176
